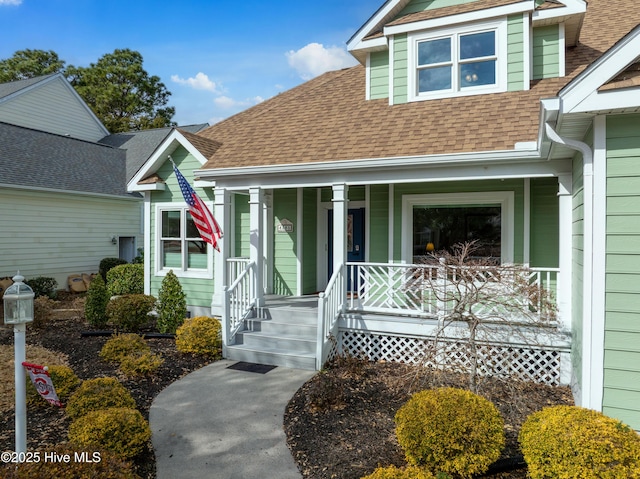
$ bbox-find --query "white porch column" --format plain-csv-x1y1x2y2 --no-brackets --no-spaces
212,187,230,317
557,174,573,332
332,184,348,303
249,187,265,307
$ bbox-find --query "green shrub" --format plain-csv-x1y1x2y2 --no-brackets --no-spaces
99,257,128,281
68,407,151,459
395,387,504,478
156,270,187,334
175,316,222,357
66,377,136,420
519,405,640,479
106,263,144,296
26,365,80,406
25,276,58,299
1,444,142,479
106,294,156,333
361,465,436,479
119,351,164,377
85,273,109,328
100,333,149,363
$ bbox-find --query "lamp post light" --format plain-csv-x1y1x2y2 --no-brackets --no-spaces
3,272,34,454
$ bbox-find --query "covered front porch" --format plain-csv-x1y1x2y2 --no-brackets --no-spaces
206,165,573,382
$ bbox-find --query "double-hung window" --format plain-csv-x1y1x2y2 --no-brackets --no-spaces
157,205,211,278
409,21,505,101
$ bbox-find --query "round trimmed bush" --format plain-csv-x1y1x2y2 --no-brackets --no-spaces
118,351,164,377
68,407,151,459
100,333,149,363
395,387,504,478
1,444,142,479
106,263,144,296
100,257,129,281
26,365,80,406
175,316,222,357
106,294,156,332
519,405,640,479
361,465,436,479
66,377,136,420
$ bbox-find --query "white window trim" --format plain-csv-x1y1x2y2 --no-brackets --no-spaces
155,202,213,279
401,191,515,264
407,19,507,102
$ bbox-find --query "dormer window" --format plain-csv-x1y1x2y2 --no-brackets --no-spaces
408,20,506,101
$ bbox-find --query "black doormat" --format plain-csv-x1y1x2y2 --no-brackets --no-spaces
227,361,277,374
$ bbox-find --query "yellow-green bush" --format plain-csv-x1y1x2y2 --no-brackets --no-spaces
1,444,142,479
119,350,164,377
106,294,156,332
100,333,149,363
68,407,151,459
361,465,436,479
175,316,222,357
395,387,504,478
26,365,80,406
66,377,136,420
519,405,640,479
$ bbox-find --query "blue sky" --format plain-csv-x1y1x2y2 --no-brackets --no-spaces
0,0,379,126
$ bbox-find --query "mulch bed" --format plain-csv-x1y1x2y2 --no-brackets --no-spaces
284,356,574,479
1,293,575,479
0,293,215,479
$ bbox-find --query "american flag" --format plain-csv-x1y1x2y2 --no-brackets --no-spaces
173,163,223,252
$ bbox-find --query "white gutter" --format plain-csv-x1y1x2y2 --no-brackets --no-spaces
544,121,597,410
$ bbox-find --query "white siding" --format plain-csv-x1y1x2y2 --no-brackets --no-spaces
0,187,142,289
0,77,106,142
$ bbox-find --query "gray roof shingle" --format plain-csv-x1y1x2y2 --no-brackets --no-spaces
0,122,135,198
0,74,56,101
99,124,208,181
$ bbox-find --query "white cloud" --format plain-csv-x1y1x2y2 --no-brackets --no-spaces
171,72,220,93
286,43,357,80
0,0,22,5
214,95,264,110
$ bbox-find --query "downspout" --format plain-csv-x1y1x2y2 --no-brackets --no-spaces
544,122,596,409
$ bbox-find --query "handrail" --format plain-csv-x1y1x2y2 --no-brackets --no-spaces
316,264,344,369
223,260,256,345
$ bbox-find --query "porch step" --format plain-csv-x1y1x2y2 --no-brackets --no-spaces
225,344,316,370
225,301,319,371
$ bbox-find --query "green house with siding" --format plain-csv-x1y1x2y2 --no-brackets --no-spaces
129,0,640,429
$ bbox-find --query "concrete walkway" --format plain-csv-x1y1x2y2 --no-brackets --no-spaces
150,360,315,479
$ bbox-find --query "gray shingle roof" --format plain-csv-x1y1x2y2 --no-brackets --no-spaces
0,121,135,198
99,124,208,181
0,74,56,101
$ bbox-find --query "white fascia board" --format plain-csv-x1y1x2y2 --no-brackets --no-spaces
201,158,570,191
559,25,640,113
573,88,640,114
383,1,534,36
350,36,389,57
128,182,166,192
532,0,586,23
126,129,209,191
347,0,410,52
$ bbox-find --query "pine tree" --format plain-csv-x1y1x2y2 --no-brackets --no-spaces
85,274,109,328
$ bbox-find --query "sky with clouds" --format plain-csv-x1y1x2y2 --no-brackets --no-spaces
0,0,379,126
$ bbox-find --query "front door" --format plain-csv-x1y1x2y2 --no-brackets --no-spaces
328,208,365,290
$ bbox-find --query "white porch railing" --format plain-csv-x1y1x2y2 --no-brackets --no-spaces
345,261,559,323
316,264,345,369
223,259,256,345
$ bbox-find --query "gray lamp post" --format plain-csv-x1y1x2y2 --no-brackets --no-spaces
3,272,34,454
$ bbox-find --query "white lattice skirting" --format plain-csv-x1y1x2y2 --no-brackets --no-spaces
340,330,570,386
